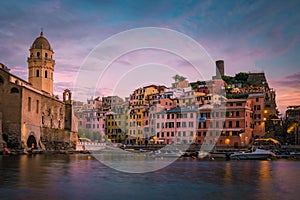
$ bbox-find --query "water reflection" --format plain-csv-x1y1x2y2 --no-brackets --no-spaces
224,162,232,185
257,161,272,200
0,155,300,200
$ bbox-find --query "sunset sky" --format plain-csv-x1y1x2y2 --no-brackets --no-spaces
0,0,299,114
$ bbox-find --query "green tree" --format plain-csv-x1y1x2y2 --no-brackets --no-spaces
172,74,187,82
190,81,206,90
234,72,248,82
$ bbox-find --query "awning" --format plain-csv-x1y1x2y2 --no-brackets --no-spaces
255,138,280,144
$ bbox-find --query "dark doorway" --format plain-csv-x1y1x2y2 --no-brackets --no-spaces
2,134,8,143
234,142,239,148
27,135,37,149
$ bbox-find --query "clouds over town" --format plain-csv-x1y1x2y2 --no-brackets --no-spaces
1,0,300,113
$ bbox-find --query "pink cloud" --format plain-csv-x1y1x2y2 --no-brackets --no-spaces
270,72,300,114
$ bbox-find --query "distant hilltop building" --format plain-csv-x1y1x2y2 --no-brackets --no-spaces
0,32,77,150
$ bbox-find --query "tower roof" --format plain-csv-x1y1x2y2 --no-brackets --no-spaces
31,31,52,50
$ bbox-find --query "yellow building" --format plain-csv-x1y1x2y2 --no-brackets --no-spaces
105,102,128,143
127,85,165,144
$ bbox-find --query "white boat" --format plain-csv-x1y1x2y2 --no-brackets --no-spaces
290,152,300,160
155,149,183,158
230,147,277,160
198,151,210,159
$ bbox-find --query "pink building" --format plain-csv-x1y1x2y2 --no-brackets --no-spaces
154,107,197,144
196,98,254,147
248,94,265,138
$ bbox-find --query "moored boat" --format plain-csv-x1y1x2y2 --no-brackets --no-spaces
230,147,277,160
155,149,183,158
290,152,300,160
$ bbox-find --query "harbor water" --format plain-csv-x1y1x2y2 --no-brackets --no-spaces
0,154,300,200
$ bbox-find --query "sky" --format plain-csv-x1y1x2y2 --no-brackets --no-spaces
0,0,299,114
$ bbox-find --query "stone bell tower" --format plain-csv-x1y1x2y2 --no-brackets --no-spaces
27,31,55,95
63,89,72,130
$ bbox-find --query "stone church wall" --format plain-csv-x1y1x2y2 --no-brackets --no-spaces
40,127,77,150
0,69,22,149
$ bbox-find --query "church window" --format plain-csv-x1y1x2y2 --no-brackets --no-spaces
36,100,39,114
37,52,40,58
28,97,31,112
45,70,48,78
36,69,40,77
10,87,19,93
45,53,48,58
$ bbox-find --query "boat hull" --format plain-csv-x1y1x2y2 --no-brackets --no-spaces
230,153,273,160
230,148,277,160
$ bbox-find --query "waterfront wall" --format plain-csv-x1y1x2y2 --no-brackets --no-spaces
41,127,77,150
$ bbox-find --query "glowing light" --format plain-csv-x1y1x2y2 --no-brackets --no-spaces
225,138,230,145
287,123,297,134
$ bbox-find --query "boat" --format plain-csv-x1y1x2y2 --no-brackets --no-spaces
230,147,277,160
155,149,183,158
197,151,210,159
290,152,300,160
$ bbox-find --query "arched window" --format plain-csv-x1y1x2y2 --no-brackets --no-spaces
37,52,40,58
2,134,8,143
45,70,48,78
0,76,4,85
45,53,48,58
10,87,19,93
36,69,40,77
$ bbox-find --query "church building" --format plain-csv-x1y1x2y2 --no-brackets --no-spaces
0,32,77,150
